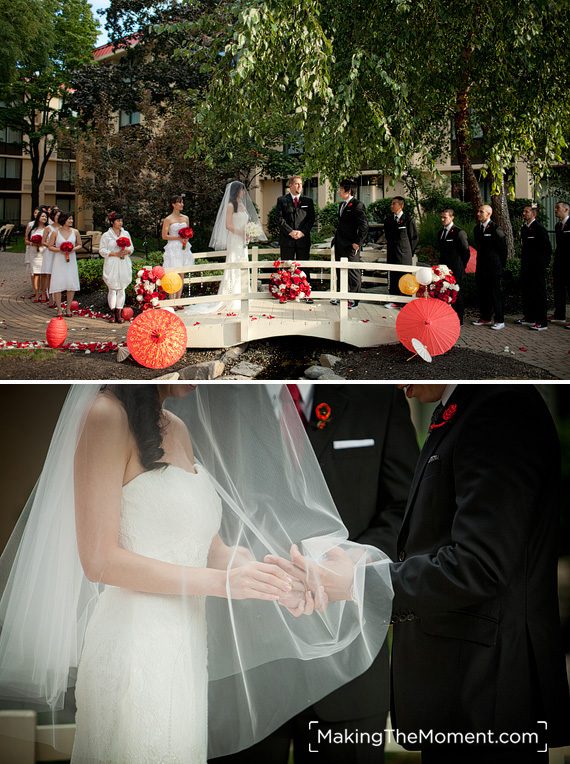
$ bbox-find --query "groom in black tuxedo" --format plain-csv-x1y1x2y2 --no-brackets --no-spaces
215,384,418,764
437,208,470,324
388,384,570,762
275,175,315,260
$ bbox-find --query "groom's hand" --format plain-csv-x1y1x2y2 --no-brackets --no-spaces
265,544,356,604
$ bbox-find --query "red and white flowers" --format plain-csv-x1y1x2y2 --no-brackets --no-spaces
269,260,312,303
417,264,459,305
135,266,167,310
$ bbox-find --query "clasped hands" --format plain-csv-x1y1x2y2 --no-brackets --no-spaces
289,230,304,240
264,543,357,617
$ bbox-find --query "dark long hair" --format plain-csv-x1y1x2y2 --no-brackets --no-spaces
31,209,48,233
228,181,245,213
105,385,167,471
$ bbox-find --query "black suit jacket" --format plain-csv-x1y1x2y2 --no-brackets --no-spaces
390,385,570,748
276,194,315,254
520,219,552,267
306,385,418,722
554,216,570,258
474,220,508,274
437,225,470,280
332,198,368,252
384,214,419,264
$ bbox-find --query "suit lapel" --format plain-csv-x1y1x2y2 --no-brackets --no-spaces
399,387,472,534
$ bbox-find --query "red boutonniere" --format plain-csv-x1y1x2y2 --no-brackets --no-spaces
315,402,331,429
430,404,457,430
347,202,353,209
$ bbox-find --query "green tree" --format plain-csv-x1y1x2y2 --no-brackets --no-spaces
0,0,52,87
179,0,570,256
0,0,99,210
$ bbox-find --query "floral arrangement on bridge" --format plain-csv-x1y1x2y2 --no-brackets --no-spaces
269,260,312,303
30,234,43,248
178,227,193,250
60,240,74,261
416,264,459,305
135,266,167,310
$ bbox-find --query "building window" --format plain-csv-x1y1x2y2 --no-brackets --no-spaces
0,194,21,224
0,157,22,190
119,111,141,128
57,161,76,192
0,126,23,156
55,196,75,215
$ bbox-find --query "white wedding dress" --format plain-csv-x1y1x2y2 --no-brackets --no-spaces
183,211,248,315
72,464,222,764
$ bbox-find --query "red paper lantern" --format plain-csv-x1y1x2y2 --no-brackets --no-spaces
152,265,165,279
70,300,79,312
46,317,67,348
122,306,134,320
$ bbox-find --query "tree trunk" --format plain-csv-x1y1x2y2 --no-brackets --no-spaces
454,47,483,216
490,172,515,259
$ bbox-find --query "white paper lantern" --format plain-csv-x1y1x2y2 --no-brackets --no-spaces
416,267,434,286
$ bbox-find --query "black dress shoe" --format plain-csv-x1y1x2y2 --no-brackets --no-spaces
348,300,359,309
305,298,314,304
330,299,340,306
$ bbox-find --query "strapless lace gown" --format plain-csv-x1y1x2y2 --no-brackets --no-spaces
183,211,248,315
163,222,194,269
72,464,222,764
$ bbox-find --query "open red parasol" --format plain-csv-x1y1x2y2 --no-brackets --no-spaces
465,245,477,273
396,298,460,357
127,308,187,369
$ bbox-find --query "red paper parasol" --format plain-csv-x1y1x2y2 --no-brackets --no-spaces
465,245,477,273
396,298,460,357
127,308,187,369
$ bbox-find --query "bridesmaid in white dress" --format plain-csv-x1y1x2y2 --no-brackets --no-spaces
24,206,40,295
99,212,135,324
26,209,48,301
161,195,193,308
42,207,60,307
71,385,295,763
47,211,81,317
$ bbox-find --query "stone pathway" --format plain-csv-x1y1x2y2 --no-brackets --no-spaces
2,249,570,378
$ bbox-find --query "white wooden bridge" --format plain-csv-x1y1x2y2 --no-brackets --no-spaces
158,247,421,349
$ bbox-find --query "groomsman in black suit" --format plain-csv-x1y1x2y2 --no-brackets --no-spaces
515,204,551,331
331,178,368,309
436,208,470,324
216,384,419,764
550,201,570,326
275,175,315,260
383,197,418,309
471,204,508,330
388,383,570,762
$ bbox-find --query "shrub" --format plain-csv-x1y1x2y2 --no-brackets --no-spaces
318,202,339,236
77,258,105,292
266,205,280,241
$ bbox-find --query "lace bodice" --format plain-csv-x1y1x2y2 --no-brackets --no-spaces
231,211,248,232
119,464,222,566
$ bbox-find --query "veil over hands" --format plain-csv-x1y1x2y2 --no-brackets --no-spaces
0,384,393,760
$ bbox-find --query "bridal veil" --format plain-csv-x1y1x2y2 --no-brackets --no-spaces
0,383,393,758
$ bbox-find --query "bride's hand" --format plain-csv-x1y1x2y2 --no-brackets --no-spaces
227,561,295,601
277,585,329,617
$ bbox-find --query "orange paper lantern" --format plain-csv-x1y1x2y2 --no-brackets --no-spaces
152,265,165,279
398,274,420,296
46,316,67,348
161,272,183,294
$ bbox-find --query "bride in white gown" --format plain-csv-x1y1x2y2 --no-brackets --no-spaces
0,384,394,763
184,182,267,315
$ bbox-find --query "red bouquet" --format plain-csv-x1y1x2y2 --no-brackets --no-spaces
60,240,74,262
178,227,193,250
30,235,43,248
116,237,131,259
269,260,312,303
